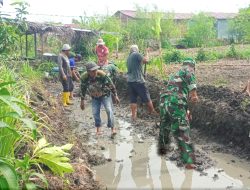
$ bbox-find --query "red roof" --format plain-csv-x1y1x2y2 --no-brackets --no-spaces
116,10,237,20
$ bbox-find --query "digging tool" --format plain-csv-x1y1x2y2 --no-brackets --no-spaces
144,47,150,78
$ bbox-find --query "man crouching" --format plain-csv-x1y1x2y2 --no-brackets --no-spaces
80,62,120,136
158,58,199,169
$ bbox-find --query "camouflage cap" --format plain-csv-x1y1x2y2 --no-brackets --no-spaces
183,58,196,67
86,62,100,71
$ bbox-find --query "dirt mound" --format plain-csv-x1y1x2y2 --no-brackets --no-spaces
116,74,250,156
190,85,250,153
116,74,163,108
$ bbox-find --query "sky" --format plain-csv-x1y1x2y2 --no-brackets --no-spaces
1,0,249,23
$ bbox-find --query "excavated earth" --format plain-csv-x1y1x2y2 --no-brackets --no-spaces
38,59,250,189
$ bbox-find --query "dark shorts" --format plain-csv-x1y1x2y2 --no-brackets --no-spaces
128,82,151,104
61,76,74,92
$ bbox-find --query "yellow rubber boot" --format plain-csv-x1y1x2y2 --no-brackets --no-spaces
66,92,73,105
62,92,68,107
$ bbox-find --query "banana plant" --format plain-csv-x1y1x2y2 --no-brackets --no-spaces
151,11,164,73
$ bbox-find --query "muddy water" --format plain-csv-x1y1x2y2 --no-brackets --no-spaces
92,120,250,190
70,100,250,190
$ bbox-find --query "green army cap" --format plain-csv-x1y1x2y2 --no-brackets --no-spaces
183,58,196,67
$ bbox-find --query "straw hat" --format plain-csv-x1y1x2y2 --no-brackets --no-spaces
96,39,105,45
62,44,71,51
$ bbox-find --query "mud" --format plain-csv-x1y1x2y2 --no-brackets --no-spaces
190,85,250,156
116,62,250,157
32,81,102,190
40,60,250,189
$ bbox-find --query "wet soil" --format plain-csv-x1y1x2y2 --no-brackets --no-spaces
31,81,102,190
38,60,250,189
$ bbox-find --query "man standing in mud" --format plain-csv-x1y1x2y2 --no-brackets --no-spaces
158,58,199,169
127,45,157,121
80,62,120,136
58,44,73,107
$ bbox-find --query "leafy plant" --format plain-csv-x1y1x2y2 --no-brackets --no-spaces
229,5,250,43
183,13,216,48
196,48,207,62
0,160,19,190
227,44,239,58
32,138,74,176
38,61,56,73
0,61,74,189
163,49,185,63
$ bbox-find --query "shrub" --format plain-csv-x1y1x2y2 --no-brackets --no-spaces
196,48,227,62
163,49,185,63
239,49,250,59
196,48,207,62
226,44,239,58
161,40,172,49
182,13,217,48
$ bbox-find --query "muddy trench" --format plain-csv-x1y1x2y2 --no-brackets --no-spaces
56,72,250,190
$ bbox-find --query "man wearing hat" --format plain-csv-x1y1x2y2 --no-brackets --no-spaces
58,44,73,107
158,58,199,169
95,38,109,66
80,62,120,136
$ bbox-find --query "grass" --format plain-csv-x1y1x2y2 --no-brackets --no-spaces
0,59,74,189
115,44,250,82
177,44,250,62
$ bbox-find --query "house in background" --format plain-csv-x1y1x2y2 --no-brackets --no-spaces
114,10,237,39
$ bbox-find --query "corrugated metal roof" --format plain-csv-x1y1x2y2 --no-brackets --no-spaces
116,10,237,20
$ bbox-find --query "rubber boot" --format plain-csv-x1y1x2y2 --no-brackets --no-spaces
66,92,73,105
62,92,68,107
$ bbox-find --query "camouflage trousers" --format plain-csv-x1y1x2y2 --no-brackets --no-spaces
159,95,195,164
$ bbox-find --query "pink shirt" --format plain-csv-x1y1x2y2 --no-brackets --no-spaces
96,45,109,66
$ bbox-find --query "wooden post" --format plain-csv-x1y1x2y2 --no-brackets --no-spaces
25,33,28,58
40,33,44,61
20,36,23,57
34,33,37,58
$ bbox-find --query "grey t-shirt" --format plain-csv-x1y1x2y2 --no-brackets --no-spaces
58,53,71,81
126,52,145,83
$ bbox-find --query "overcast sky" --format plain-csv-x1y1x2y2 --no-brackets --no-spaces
1,0,249,23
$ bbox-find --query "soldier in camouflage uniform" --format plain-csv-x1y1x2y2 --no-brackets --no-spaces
80,62,120,136
100,61,118,84
158,58,199,169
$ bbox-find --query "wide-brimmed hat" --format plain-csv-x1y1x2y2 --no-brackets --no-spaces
62,44,71,51
96,39,105,45
86,62,100,71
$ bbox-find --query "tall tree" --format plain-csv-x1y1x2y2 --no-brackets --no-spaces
230,5,250,43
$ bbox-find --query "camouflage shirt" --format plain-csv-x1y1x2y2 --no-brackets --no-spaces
161,65,197,104
100,63,118,82
80,70,117,99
